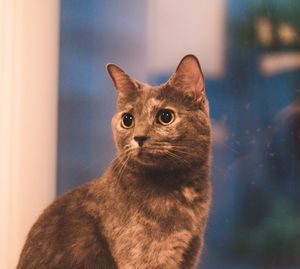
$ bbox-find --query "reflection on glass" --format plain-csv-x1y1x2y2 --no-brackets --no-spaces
58,0,300,268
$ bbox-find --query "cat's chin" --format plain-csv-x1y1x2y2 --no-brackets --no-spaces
134,149,159,165
130,148,176,170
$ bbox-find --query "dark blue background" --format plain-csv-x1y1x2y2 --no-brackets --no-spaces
57,1,300,268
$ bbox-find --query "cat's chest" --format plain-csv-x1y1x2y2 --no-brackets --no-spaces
107,206,197,269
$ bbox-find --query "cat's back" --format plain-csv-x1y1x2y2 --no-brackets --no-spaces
17,175,118,269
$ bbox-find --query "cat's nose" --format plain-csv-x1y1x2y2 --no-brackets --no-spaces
134,136,149,147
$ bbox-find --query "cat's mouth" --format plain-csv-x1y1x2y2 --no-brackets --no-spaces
131,146,180,167
123,142,193,168
121,144,197,171
131,148,167,167
137,146,168,157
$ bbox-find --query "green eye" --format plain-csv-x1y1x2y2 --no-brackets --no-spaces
121,113,134,129
157,109,175,125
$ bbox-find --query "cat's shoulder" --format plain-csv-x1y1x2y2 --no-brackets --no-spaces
33,171,113,225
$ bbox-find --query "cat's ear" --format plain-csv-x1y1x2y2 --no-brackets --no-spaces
168,55,205,101
106,64,138,96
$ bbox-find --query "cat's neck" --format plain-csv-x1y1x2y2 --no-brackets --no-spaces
111,157,209,194
108,157,210,213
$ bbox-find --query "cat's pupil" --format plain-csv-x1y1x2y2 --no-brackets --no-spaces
160,111,171,122
157,109,174,125
121,113,134,128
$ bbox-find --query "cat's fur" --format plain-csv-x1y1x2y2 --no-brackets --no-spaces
17,55,212,269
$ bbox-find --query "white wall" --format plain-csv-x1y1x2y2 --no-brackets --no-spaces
0,1,60,268
147,0,227,78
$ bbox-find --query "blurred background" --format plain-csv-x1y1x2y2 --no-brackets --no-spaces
1,0,300,268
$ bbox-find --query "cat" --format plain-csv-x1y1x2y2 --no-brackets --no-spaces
17,54,212,269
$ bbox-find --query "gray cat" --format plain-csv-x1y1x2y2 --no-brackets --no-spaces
17,55,212,269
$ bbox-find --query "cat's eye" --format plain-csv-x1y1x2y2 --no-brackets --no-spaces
121,113,134,129
157,109,175,125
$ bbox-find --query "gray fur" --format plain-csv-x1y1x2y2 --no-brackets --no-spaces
17,55,212,269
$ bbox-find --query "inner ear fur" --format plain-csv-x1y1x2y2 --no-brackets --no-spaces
106,64,138,96
168,54,205,101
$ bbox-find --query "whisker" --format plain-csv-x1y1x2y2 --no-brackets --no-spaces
112,147,134,178
165,152,192,170
145,145,193,170
170,148,195,157
117,151,132,180
147,143,196,158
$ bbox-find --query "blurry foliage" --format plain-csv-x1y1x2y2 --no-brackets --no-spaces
234,199,300,264
224,0,300,266
229,0,300,50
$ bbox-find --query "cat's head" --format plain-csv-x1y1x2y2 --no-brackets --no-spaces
107,55,211,172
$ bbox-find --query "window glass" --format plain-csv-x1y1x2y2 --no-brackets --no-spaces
58,1,300,268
